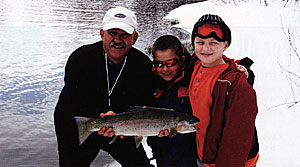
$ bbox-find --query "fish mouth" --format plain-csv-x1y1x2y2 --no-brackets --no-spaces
193,126,200,131
190,122,200,131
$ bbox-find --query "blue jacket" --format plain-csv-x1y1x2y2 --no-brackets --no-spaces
147,49,198,167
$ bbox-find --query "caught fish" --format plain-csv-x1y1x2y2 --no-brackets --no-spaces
74,106,200,147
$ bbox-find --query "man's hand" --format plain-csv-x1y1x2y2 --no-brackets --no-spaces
99,111,116,118
98,111,124,139
98,127,115,137
98,111,115,137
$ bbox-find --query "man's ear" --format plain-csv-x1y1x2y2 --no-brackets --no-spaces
131,32,139,45
100,29,104,38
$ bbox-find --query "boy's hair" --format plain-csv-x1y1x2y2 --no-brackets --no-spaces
191,14,231,47
152,35,185,60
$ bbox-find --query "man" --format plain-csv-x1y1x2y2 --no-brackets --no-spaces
54,6,155,167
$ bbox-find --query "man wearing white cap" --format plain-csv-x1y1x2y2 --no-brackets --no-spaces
54,6,155,167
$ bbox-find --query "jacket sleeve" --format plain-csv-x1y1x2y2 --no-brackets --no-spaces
54,50,84,164
54,49,104,165
246,67,255,86
215,74,258,167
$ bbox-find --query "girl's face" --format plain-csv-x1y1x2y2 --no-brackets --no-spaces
194,37,228,67
154,49,182,82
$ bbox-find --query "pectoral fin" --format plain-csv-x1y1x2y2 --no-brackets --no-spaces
109,135,118,144
169,128,177,137
134,136,143,148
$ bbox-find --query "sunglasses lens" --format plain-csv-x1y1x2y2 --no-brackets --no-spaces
153,61,163,67
165,59,178,67
153,59,178,68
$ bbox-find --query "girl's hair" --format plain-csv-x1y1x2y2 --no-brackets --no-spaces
152,35,184,60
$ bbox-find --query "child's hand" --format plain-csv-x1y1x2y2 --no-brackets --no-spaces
158,129,170,137
236,64,249,78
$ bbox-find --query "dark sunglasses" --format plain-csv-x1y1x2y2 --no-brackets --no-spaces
153,58,179,68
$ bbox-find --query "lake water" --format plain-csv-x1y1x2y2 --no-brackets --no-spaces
0,0,201,166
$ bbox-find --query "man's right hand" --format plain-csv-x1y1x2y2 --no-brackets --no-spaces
97,111,124,139
98,111,116,137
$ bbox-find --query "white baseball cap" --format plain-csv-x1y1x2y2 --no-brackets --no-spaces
102,7,138,34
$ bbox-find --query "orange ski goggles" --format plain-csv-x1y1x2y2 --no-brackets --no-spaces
196,24,224,41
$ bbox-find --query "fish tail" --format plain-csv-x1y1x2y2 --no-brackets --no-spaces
74,116,94,145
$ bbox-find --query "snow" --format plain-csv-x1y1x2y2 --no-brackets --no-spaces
163,1,300,166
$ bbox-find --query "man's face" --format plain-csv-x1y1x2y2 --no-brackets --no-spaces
100,28,138,64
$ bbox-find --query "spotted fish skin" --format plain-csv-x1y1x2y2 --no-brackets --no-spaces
74,106,200,147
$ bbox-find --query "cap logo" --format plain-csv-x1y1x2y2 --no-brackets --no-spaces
114,13,126,18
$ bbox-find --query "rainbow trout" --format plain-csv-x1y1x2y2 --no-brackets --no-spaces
74,106,200,147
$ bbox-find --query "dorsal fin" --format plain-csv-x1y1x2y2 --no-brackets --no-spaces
128,106,176,112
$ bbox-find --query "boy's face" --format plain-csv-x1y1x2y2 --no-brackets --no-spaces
154,49,182,82
194,36,228,67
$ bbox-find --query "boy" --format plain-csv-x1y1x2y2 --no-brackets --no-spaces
147,35,198,167
190,14,259,167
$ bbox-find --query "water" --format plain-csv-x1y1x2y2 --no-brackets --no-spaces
0,0,201,166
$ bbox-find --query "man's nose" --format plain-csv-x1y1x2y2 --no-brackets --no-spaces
113,35,123,43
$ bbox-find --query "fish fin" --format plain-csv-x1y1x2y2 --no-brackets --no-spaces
128,106,175,112
109,135,118,144
169,128,177,137
74,116,94,145
134,136,143,148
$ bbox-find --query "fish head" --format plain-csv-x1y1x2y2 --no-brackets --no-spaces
176,118,200,134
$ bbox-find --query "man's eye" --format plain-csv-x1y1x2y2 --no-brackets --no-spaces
109,31,117,36
121,34,130,38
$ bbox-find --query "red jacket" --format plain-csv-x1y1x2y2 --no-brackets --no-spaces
189,56,259,167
